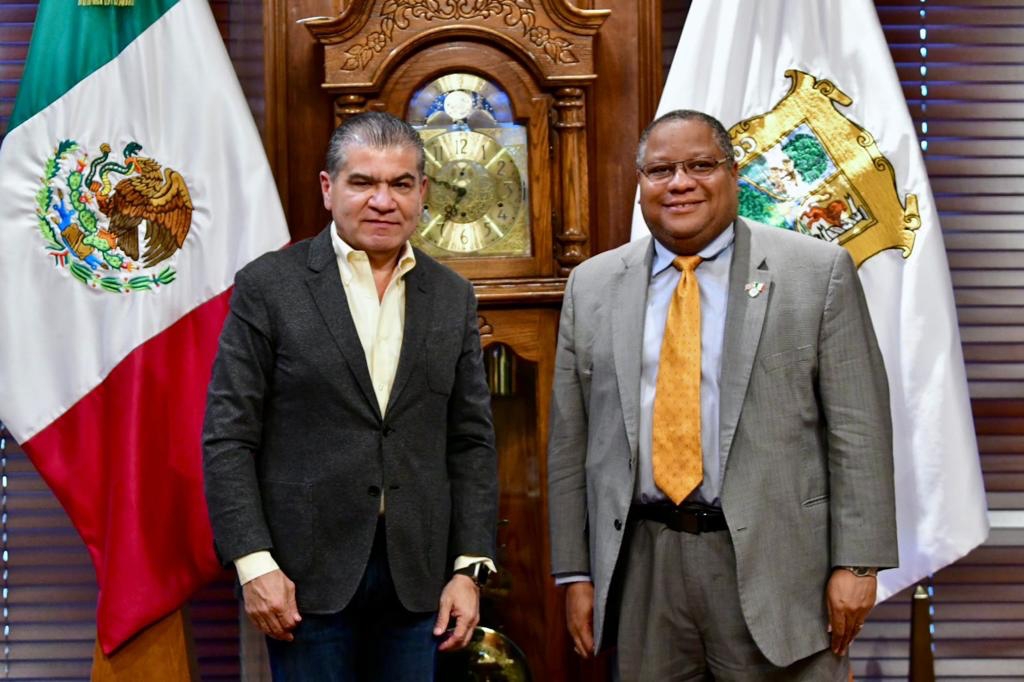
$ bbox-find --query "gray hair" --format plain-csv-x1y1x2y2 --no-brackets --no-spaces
325,111,426,178
636,110,734,168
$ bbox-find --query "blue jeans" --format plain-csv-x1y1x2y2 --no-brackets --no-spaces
266,519,438,682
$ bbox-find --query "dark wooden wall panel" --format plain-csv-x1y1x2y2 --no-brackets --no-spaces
263,0,335,242
586,0,692,255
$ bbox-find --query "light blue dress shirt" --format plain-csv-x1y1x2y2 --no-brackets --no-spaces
637,225,734,506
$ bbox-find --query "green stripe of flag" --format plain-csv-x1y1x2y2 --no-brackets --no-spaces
9,0,179,131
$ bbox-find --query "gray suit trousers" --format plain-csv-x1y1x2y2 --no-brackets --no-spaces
615,518,850,682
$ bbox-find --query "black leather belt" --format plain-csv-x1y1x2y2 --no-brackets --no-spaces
631,502,728,534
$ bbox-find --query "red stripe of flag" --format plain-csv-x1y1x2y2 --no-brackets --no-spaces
23,289,233,654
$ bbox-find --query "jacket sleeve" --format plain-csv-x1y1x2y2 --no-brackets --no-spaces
202,266,276,564
444,281,499,561
547,270,592,577
819,248,899,569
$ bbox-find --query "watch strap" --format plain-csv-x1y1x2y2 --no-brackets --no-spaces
842,566,878,578
454,562,491,587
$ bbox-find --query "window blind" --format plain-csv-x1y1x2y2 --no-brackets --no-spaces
879,0,1024,678
660,0,1024,678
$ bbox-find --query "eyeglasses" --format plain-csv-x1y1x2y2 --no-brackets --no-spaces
638,157,731,183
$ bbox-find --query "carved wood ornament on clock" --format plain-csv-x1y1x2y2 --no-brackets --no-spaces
303,0,608,300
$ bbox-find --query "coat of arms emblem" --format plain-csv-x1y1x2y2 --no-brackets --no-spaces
36,139,193,292
730,70,920,267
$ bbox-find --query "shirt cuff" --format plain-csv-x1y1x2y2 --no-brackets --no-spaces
554,573,592,586
234,551,279,585
453,555,497,575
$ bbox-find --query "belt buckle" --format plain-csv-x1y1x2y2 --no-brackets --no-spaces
668,506,701,534
689,508,708,534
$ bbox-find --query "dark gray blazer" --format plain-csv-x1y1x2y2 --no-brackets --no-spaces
548,218,898,666
203,226,497,615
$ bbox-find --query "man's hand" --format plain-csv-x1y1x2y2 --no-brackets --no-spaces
826,568,877,655
242,569,302,641
434,574,480,652
565,581,595,658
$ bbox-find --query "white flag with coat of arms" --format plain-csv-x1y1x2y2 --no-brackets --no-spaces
631,0,989,602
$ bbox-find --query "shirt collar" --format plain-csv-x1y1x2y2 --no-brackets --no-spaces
651,222,735,278
329,221,417,285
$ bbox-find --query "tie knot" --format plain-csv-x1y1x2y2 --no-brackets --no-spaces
672,255,702,273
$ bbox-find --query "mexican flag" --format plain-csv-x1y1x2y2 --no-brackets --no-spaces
0,0,289,653
633,0,989,602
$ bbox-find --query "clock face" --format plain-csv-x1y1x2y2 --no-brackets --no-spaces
420,130,525,253
408,73,531,259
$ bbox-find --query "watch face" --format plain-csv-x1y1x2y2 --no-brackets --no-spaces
420,130,525,253
407,73,531,259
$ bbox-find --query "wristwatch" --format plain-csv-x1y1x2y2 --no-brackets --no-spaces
842,566,878,578
454,562,491,587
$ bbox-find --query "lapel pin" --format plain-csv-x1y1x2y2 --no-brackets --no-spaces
745,281,766,298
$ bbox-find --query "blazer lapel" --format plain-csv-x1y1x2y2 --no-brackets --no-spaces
719,219,772,464
305,228,381,419
612,237,655,466
387,262,429,414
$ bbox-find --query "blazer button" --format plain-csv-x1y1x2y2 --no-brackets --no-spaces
614,519,622,531
368,486,381,497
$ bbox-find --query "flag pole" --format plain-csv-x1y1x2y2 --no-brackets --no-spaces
91,608,198,681
909,581,936,682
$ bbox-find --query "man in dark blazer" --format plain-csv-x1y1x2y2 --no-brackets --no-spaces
203,112,498,681
548,110,898,680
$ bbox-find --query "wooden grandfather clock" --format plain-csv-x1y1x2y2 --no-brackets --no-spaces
304,2,609,678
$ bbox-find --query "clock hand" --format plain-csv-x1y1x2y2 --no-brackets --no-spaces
429,176,450,191
428,173,469,217
428,174,463,194
443,185,469,221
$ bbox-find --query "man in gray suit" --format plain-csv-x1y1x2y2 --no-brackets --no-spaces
203,112,498,681
548,110,898,680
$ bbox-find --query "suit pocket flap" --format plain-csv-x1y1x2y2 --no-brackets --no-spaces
802,493,830,508
761,345,815,372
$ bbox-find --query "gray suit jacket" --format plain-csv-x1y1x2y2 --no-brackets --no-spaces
548,218,897,666
203,226,497,615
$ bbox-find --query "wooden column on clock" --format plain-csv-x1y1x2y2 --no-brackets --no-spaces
263,1,663,680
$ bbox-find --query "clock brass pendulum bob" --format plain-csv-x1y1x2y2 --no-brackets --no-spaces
486,343,516,397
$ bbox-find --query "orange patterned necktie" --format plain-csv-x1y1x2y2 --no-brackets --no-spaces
652,255,703,505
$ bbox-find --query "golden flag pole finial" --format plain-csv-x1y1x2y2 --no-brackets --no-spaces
78,0,135,6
